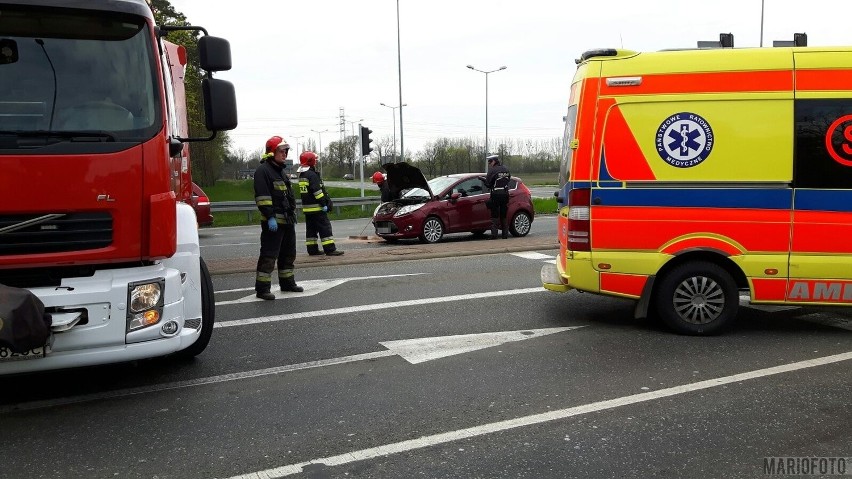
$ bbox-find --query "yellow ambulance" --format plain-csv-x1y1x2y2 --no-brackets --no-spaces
541,45,852,335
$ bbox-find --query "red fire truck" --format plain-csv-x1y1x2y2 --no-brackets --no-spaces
0,0,237,373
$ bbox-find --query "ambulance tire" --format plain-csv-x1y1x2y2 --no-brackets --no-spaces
175,257,215,359
653,261,738,336
419,216,444,244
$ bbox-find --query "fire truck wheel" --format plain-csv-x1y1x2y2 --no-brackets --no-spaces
175,257,215,358
419,216,444,244
510,211,532,237
653,261,738,336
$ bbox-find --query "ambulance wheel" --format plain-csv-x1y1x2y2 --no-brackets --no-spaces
653,261,737,336
510,211,532,237
419,216,444,244
175,257,215,359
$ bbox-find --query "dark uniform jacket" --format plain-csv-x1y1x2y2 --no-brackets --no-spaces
254,157,297,224
299,167,331,214
485,164,511,193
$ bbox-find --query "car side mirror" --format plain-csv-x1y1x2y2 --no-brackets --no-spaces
449,192,461,202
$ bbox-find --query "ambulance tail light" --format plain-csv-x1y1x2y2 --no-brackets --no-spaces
567,188,591,252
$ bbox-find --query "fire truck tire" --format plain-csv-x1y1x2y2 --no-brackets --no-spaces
419,217,444,244
510,211,532,237
175,257,215,358
653,261,738,336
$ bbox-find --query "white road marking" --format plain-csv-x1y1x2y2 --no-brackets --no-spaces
0,328,581,413
227,350,852,478
215,273,427,305
201,242,259,248
214,287,544,329
380,327,582,364
511,252,555,260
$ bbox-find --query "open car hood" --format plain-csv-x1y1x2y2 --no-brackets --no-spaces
385,162,432,197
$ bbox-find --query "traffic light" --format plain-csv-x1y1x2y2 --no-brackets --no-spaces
360,125,373,156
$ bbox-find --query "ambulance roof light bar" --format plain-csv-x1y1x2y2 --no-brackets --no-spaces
697,33,734,49
773,33,807,47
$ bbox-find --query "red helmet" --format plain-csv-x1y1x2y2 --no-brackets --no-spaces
372,171,385,184
265,136,289,154
299,151,318,167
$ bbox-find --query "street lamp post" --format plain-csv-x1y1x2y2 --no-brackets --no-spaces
310,128,329,175
290,135,304,167
467,64,507,171
396,0,405,163
380,102,407,162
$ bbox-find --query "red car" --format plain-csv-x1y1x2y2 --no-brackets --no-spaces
372,162,534,243
190,182,214,227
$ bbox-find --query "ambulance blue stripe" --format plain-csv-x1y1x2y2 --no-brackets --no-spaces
794,189,852,212
593,188,793,209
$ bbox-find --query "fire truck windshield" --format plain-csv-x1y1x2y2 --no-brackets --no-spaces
0,6,162,145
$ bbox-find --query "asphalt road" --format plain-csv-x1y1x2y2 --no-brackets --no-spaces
0,247,850,478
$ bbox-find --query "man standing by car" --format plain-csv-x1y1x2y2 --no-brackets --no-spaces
298,151,344,256
253,136,304,300
485,154,511,239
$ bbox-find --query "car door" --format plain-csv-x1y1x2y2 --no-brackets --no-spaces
788,57,852,303
445,177,489,232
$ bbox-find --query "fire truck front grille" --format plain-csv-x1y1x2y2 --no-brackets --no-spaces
0,213,113,255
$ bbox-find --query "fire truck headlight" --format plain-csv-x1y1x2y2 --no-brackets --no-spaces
129,282,162,313
127,279,165,331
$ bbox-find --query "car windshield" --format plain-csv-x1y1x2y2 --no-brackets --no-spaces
401,176,456,199
0,6,161,145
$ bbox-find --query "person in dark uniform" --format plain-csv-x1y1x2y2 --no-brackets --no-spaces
484,154,511,239
298,151,344,256
253,136,303,300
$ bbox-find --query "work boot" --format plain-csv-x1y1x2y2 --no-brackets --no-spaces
326,250,344,256
256,291,275,301
280,278,304,293
487,235,498,240
307,251,324,256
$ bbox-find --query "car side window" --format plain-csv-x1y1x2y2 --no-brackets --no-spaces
453,178,486,197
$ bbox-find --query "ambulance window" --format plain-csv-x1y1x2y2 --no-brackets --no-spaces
560,104,578,186
794,100,852,189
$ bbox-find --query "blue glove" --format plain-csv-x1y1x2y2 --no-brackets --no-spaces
267,217,278,232
321,206,328,212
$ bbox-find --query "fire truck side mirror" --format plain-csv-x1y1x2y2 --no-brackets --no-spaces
202,78,238,132
198,36,232,72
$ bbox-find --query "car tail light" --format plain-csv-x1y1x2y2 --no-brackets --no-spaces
567,188,590,252
197,195,210,206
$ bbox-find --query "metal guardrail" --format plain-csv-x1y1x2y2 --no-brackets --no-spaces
211,197,381,217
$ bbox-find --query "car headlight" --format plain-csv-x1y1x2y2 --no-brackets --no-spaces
127,279,165,331
394,203,425,217
373,204,383,217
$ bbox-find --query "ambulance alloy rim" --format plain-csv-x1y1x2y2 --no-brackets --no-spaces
672,276,725,324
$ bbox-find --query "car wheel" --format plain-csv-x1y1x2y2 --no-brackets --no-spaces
174,257,215,359
653,261,738,335
510,211,532,237
419,217,444,244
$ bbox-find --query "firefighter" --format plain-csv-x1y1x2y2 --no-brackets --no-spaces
253,136,303,300
485,154,511,239
298,151,344,256
372,171,396,202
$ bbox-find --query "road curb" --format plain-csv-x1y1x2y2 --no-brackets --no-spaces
205,237,559,275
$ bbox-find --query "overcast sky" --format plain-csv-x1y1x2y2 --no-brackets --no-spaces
169,0,852,157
